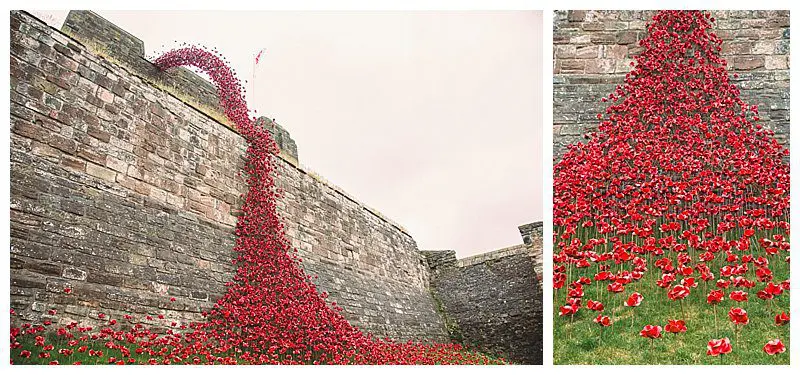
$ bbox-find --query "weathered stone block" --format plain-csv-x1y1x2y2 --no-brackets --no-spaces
733,56,765,70
85,163,116,182
765,55,788,70
576,45,601,59
62,266,87,281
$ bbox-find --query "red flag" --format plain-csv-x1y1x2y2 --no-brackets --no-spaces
255,49,266,64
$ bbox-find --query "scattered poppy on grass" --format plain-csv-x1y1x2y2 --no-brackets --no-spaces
707,338,732,356
559,304,579,316
568,287,584,298
664,319,687,334
728,307,749,325
594,271,613,281
765,282,784,296
668,285,690,301
707,290,724,305
763,339,786,355
594,315,612,327
775,312,789,326
730,290,748,302
640,325,663,339
624,292,644,307
656,273,676,288
586,300,604,312
680,278,697,288
608,282,625,293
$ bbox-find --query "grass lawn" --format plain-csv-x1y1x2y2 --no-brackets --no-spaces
553,250,789,365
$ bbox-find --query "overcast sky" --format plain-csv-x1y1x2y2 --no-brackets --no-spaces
31,10,543,258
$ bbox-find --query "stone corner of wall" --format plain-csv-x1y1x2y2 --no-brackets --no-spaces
518,221,543,247
419,250,458,270
256,117,299,162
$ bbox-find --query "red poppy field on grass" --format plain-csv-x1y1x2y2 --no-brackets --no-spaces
9,44,506,365
553,10,789,365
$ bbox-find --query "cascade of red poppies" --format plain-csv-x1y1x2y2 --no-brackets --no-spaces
554,10,788,248
553,10,789,361
146,46,502,364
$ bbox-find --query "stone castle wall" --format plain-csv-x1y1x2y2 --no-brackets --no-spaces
553,10,790,159
10,10,448,342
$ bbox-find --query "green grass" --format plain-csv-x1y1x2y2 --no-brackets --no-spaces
553,252,790,365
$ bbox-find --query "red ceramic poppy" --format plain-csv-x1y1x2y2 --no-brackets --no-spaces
559,304,579,316
624,292,644,307
716,279,731,289
568,287,585,298
757,289,775,300
594,314,612,327
765,282,783,296
681,278,697,288
707,338,732,356
640,325,662,339
607,282,625,293
730,290,748,302
554,273,567,289
728,307,749,325
664,319,687,334
586,300,604,312
707,290,724,305
757,267,774,283
594,271,613,281
775,312,789,326
656,274,674,288
668,285,690,301
763,339,786,355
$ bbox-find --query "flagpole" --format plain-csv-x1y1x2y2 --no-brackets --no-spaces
251,57,256,117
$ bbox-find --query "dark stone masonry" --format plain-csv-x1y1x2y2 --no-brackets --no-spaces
9,10,542,363
553,10,790,159
423,227,543,365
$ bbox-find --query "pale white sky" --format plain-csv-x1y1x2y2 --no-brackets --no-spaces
30,10,543,258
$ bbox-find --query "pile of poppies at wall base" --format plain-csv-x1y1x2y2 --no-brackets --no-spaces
552,10,789,365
